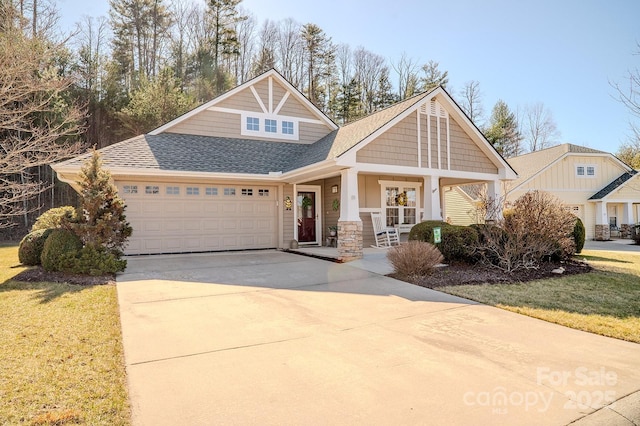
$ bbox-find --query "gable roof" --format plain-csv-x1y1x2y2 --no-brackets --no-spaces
150,68,338,135
507,143,629,191
589,170,639,200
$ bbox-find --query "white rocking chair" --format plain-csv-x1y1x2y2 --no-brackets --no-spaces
370,212,400,248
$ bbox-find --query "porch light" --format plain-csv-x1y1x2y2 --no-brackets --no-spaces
331,185,339,193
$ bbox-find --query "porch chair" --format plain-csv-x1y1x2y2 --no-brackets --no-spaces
370,212,400,248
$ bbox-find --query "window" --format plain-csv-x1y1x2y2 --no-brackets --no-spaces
166,186,180,195
186,187,200,196
282,121,294,135
123,185,138,194
258,189,270,197
576,164,595,177
384,185,417,227
205,187,218,196
145,185,159,194
246,116,259,131
224,188,236,196
241,188,253,196
265,119,277,133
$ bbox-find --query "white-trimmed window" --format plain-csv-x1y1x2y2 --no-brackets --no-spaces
576,164,596,177
241,188,253,196
145,185,159,194
282,121,294,135
258,189,270,197
246,116,259,131
205,187,218,196
186,187,200,196
166,186,180,195
224,188,236,196
265,119,277,133
379,180,421,227
123,185,138,194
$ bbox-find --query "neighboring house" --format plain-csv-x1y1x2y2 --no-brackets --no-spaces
53,69,517,261
505,144,638,241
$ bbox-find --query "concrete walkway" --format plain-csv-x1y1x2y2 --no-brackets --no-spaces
117,251,640,425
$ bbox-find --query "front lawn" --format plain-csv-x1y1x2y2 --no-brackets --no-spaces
437,250,640,343
0,244,130,425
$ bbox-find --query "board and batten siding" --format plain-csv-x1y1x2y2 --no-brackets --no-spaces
356,114,418,166
444,187,480,226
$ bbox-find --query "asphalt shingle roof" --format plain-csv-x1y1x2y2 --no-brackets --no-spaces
589,170,638,200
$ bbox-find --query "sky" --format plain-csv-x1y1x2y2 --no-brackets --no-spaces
56,0,640,155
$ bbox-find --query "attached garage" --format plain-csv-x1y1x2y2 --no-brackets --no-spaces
119,182,278,255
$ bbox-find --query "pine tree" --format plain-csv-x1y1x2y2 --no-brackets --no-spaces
485,100,523,158
421,60,448,91
74,149,132,255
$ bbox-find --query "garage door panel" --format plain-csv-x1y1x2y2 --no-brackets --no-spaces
122,183,278,254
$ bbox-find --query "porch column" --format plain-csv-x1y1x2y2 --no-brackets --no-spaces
594,201,609,240
621,202,634,238
422,176,442,221
338,168,363,261
486,180,503,221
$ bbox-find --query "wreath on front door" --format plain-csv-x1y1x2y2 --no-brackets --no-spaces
396,191,408,206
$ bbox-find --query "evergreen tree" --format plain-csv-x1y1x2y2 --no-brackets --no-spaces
485,100,523,158
336,77,362,124
206,0,246,94
421,60,448,91
301,23,333,106
73,150,132,255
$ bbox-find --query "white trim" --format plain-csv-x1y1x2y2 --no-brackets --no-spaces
427,109,432,168
446,115,451,170
437,112,441,169
268,76,273,113
417,110,422,168
273,91,290,114
149,69,337,135
209,106,325,125
250,86,268,113
575,163,597,178
296,185,322,245
356,162,501,181
240,112,299,141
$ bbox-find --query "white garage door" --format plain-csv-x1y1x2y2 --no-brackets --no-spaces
118,182,278,255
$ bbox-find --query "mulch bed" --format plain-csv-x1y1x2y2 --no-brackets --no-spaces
405,260,592,289
12,267,116,286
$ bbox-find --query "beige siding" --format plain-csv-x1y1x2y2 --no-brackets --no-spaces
449,118,498,174
444,188,480,226
360,213,375,248
606,176,640,200
283,184,295,244
167,110,241,138
217,86,264,113
358,174,416,209
298,122,333,144
277,93,322,121
356,114,418,166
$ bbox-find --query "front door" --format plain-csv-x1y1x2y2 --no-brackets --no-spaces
297,186,321,244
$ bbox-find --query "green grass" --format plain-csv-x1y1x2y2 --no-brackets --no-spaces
438,250,640,343
0,244,130,425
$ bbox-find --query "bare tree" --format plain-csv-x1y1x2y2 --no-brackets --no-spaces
392,52,419,100
233,8,256,83
276,18,303,86
353,46,385,114
0,31,84,228
523,102,560,152
458,80,484,126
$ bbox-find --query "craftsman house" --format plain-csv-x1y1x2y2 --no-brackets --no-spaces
53,69,517,260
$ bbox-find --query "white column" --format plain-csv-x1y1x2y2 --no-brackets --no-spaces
422,176,442,221
486,180,503,221
595,202,607,225
623,202,634,225
339,168,361,222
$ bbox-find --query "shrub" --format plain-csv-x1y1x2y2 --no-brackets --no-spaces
572,217,586,254
387,241,444,281
70,246,127,276
41,229,83,272
18,229,53,265
473,191,576,272
408,221,478,263
633,225,640,245
31,206,77,231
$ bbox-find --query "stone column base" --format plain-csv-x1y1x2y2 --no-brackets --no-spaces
337,221,363,262
620,224,632,239
594,224,610,241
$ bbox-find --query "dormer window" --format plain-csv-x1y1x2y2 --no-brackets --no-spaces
241,113,299,141
265,119,277,133
246,116,259,131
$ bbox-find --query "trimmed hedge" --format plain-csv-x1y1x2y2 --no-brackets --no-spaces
72,246,127,276
41,229,83,272
18,229,53,266
573,217,586,254
31,206,77,232
408,221,479,263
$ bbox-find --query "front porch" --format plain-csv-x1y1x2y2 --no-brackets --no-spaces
593,200,639,240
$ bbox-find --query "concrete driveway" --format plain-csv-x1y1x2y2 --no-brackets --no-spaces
117,251,640,425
